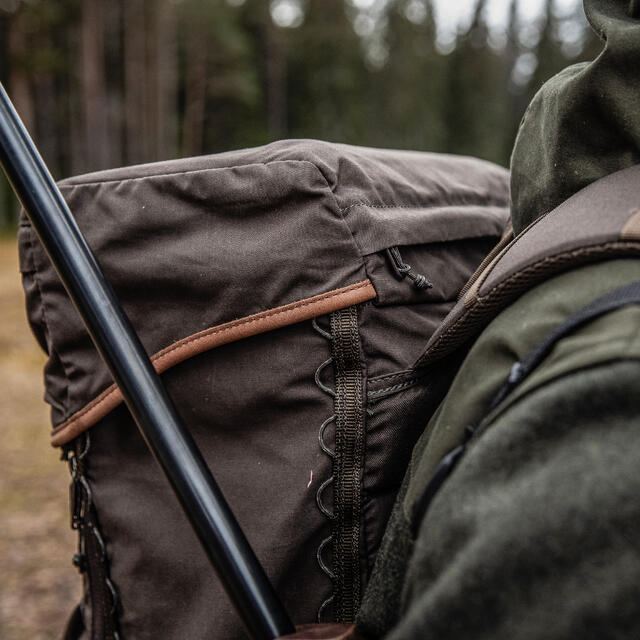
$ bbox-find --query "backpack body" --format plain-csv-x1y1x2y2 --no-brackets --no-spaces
357,164,640,639
18,140,509,639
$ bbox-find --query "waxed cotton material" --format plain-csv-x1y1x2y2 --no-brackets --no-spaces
510,0,640,235
394,360,640,640
19,139,508,639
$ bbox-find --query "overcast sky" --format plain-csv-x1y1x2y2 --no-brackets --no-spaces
268,0,588,51
433,0,582,33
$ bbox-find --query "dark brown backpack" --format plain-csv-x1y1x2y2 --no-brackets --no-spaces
18,140,509,639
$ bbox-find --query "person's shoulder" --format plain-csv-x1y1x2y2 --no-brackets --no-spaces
474,257,640,428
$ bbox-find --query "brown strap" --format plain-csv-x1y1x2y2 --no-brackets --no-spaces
621,209,640,240
330,306,365,622
278,623,362,639
51,280,376,447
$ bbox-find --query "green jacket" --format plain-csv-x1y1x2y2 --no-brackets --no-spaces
358,1,640,636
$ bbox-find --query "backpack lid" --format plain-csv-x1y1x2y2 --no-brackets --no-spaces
18,140,509,446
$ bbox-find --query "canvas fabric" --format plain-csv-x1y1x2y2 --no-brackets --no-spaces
18,139,509,639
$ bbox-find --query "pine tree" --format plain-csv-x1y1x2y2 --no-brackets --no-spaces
374,0,445,150
443,0,507,163
286,0,369,143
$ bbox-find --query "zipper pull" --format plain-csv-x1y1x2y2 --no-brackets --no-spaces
386,246,433,290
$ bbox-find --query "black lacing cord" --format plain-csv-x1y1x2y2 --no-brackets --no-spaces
387,246,433,290
312,317,337,622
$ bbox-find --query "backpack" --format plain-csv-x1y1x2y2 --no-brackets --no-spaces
18,140,509,639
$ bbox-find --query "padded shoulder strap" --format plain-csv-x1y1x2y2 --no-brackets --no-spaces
415,165,640,367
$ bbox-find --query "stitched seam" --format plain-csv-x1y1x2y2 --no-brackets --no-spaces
367,369,417,385
52,280,374,434
479,307,640,433
367,378,421,398
306,161,373,279
416,242,640,367
26,224,73,413
369,370,414,382
53,384,118,430
465,213,551,301
340,201,509,216
476,356,640,441
59,159,329,189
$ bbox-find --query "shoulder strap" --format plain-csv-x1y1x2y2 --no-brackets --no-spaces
411,279,640,533
415,164,640,368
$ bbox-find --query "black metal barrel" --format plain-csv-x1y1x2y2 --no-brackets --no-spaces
0,81,295,640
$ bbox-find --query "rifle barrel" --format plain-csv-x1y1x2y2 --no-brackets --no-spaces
0,81,294,640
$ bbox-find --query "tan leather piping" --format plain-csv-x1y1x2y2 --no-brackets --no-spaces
50,279,376,447
278,623,361,639
621,209,640,240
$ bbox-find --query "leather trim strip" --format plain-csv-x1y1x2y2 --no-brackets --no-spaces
51,279,376,447
278,623,360,639
621,209,640,241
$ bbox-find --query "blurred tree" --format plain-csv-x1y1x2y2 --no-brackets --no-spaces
82,0,110,170
286,0,369,143
503,0,525,161
0,9,10,227
530,0,566,91
442,0,508,163
0,0,606,229
155,1,178,159
372,0,446,151
181,0,261,154
123,0,178,163
123,0,146,163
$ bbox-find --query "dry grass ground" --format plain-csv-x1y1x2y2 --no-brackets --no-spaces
0,237,81,639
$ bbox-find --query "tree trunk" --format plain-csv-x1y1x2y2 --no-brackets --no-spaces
124,0,147,164
81,0,110,170
154,0,178,159
8,11,35,137
182,17,208,157
265,13,287,139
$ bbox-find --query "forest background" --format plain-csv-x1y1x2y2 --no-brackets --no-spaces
0,1,603,637
0,0,601,228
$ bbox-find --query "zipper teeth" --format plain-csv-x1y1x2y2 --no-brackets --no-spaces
330,306,365,622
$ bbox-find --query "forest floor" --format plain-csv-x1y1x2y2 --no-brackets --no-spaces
0,237,81,639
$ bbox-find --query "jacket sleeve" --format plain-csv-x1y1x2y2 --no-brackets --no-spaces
387,358,640,640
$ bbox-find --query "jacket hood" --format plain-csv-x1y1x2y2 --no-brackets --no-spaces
509,0,640,236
